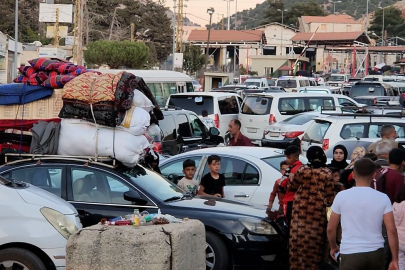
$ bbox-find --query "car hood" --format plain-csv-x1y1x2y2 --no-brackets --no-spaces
166,196,267,218
17,184,77,215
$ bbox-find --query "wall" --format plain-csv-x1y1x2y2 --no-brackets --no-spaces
260,25,297,55
0,33,7,84
238,45,261,70
308,22,362,33
21,50,39,66
249,55,309,77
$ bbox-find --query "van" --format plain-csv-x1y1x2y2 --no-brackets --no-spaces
166,92,243,137
238,93,363,145
275,76,311,92
326,74,350,86
244,77,272,89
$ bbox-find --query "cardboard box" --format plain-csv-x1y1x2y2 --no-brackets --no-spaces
0,89,63,120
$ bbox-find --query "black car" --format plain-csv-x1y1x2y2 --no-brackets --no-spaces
0,155,288,270
156,108,223,156
352,96,394,106
349,81,397,98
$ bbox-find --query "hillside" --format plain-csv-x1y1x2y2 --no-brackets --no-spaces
211,0,401,30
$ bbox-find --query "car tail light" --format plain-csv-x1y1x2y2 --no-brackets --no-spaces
153,142,163,154
322,139,329,151
214,114,220,128
269,114,276,125
285,131,304,138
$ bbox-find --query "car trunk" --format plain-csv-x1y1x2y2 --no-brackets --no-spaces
301,120,331,154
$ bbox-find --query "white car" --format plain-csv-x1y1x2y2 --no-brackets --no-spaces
192,80,202,92
298,86,342,94
0,175,82,269
159,147,308,208
276,76,310,92
301,114,405,154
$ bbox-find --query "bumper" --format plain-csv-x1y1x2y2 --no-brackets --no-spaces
261,137,300,149
43,247,66,269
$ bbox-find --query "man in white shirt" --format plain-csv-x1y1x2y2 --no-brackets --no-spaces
327,158,399,270
201,109,215,129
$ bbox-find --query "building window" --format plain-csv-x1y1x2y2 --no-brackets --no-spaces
321,24,326,30
346,25,352,31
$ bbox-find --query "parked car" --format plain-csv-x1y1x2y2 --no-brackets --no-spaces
160,146,307,207
275,76,311,92
0,174,81,269
0,155,289,270
167,92,243,138
326,74,350,87
155,108,223,156
238,93,363,145
262,112,322,149
298,86,342,94
351,96,396,106
349,81,396,98
192,80,203,92
300,114,405,154
244,77,273,89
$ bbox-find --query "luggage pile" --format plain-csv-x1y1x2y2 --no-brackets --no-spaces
0,58,164,167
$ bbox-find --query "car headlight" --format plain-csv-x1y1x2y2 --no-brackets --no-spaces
239,217,278,235
41,207,79,239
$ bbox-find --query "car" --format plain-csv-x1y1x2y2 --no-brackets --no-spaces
0,155,289,270
155,108,223,156
0,174,82,270
298,86,342,94
275,76,311,92
238,93,363,145
244,77,273,89
326,74,350,87
167,92,243,138
262,112,322,149
351,96,396,106
300,113,405,154
349,81,396,98
160,146,308,208
192,80,203,92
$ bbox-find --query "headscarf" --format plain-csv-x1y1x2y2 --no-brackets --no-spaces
329,144,349,170
345,146,366,169
306,146,327,168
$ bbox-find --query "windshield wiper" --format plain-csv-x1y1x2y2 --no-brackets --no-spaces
164,196,182,202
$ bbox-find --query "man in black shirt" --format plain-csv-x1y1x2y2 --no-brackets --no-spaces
198,155,225,198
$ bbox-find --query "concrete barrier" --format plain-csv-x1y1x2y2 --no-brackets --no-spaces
66,220,205,270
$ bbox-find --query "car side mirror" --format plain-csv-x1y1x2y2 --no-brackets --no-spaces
124,190,148,205
209,127,220,136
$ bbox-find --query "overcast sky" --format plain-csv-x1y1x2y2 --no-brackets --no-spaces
159,0,265,26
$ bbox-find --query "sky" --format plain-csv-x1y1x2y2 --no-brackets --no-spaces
159,0,265,26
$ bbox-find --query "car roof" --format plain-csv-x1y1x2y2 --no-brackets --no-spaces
245,92,348,98
162,108,197,115
313,115,405,122
170,92,240,97
277,76,309,80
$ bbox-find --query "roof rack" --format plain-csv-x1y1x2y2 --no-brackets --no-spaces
3,153,118,168
320,105,404,118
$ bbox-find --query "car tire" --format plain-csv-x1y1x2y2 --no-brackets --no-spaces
206,231,229,270
0,248,47,270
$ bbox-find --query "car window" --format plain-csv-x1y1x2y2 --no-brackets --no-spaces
218,96,239,115
262,155,308,171
277,79,297,88
147,83,165,108
278,97,306,115
177,114,192,138
369,124,405,138
281,113,318,125
243,164,259,185
4,166,62,197
202,157,254,186
160,114,176,141
302,121,331,143
160,156,202,184
338,98,356,107
189,114,206,137
340,124,366,139
168,96,214,115
308,98,335,111
350,85,385,97
241,96,273,115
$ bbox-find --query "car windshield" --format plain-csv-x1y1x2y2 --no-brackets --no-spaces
325,141,372,159
329,75,345,81
241,96,272,115
281,114,318,125
168,96,214,115
277,79,297,88
267,79,276,86
123,166,185,201
350,85,384,97
245,81,261,87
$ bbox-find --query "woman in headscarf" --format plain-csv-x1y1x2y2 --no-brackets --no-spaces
287,146,335,270
328,144,349,171
339,146,366,189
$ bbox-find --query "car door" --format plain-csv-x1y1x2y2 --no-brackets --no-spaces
200,156,259,202
176,113,202,148
160,156,203,184
67,166,158,227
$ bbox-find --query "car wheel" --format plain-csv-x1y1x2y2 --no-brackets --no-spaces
0,248,46,270
206,231,229,270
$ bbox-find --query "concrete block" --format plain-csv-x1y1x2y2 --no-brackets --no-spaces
66,220,205,270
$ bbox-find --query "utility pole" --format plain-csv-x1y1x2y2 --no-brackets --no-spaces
234,0,237,30
73,0,79,63
175,0,187,53
172,0,176,70
203,7,215,90
53,8,59,48
130,23,135,42
77,0,84,66
13,0,18,79
223,0,234,30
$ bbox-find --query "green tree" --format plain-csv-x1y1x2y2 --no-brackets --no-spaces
145,42,159,67
183,45,205,75
261,0,285,25
84,40,149,69
369,6,405,40
285,1,327,26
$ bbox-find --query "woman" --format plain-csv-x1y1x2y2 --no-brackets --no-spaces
393,184,405,270
288,146,335,270
339,146,366,189
328,144,348,171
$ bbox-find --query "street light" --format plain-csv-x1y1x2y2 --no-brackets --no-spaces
329,0,342,32
379,6,385,46
277,9,288,55
203,7,215,91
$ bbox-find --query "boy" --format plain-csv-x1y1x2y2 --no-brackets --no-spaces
201,109,215,129
268,161,289,212
198,155,225,198
327,158,399,270
279,145,302,224
330,167,344,193
177,159,198,194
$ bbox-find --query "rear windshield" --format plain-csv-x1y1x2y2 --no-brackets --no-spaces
218,96,239,115
245,81,261,87
364,78,379,82
241,96,273,115
302,121,331,143
168,96,214,115
281,114,318,125
329,75,345,81
350,85,384,97
277,79,297,88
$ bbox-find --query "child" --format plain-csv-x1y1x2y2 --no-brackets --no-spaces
268,161,289,212
177,159,198,194
330,167,344,193
198,155,225,198
394,184,405,270
201,109,215,129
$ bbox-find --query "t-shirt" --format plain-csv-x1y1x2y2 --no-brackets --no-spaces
229,133,254,147
374,168,405,204
200,173,226,196
331,187,393,254
280,160,303,203
177,177,198,194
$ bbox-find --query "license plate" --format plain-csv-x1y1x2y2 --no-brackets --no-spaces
269,132,280,137
247,128,257,133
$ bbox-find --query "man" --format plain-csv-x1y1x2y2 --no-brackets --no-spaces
327,158,399,270
374,141,393,168
228,119,254,146
368,125,399,154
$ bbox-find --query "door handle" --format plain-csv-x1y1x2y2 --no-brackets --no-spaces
234,194,249,198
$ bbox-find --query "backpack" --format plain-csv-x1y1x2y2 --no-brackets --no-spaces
372,168,388,192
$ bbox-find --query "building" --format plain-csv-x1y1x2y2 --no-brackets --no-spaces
298,14,363,33
0,32,23,84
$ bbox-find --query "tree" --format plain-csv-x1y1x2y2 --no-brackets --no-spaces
369,6,405,41
261,0,285,25
84,40,149,69
285,1,327,26
183,45,205,75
